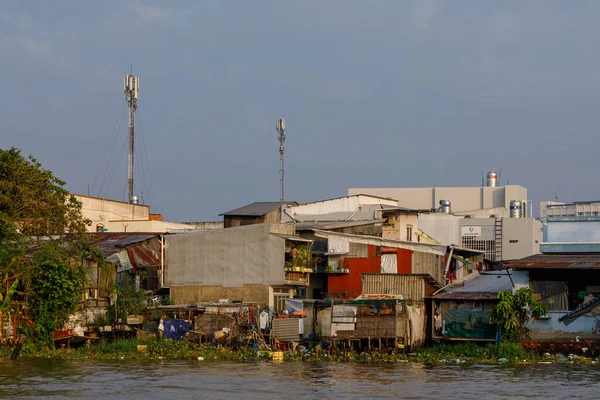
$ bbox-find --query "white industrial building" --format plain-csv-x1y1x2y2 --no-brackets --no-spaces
540,200,600,218
350,171,530,217
350,172,541,262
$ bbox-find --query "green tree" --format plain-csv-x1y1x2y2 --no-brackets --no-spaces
489,287,548,342
0,147,91,344
28,244,88,345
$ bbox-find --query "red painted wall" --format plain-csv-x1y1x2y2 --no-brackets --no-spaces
328,245,414,299
396,248,413,274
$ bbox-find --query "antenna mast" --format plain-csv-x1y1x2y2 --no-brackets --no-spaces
276,118,286,205
124,74,139,204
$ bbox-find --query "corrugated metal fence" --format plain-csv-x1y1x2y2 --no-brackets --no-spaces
361,274,426,303
272,318,300,342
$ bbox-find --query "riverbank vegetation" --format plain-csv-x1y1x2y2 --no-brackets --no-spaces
2,338,596,365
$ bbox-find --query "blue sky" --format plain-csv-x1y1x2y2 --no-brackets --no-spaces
1,1,600,221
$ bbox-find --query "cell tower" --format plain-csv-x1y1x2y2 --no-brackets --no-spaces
276,118,286,205
124,74,139,204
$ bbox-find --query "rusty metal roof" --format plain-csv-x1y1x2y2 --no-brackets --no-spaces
433,291,500,300
86,233,162,269
505,254,600,269
86,233,160,257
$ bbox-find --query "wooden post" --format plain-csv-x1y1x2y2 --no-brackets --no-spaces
10,334,26,360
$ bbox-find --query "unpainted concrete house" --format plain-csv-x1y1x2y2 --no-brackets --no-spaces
221,201,297,228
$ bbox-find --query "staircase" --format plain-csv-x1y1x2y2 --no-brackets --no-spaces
494,218,503,261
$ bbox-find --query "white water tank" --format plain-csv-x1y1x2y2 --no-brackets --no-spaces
510,200,521,218
486,171,498,187
439,200,451,214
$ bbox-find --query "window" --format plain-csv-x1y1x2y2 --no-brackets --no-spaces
406,225,413,242
347,243,368,258
461,237,496,261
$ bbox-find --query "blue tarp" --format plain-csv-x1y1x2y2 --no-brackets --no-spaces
162,319,190,340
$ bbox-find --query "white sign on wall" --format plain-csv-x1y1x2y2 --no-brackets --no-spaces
461,226,482,237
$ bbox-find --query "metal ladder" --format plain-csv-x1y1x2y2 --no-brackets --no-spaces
494,218,503,261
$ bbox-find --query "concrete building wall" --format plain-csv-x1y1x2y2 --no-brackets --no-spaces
418,214,461,246
181,221,224,231
420,215,540,260
544,217,600,242
382,213,419,242
105,220,196,233
501,218,542,260
454,207,509,218
75,194,150,232
527,312,600,342
540,201,566,218
349,186,528,213
170,284,270,305
224,209,281,228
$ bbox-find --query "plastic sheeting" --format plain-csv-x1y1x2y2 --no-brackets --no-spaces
436,301,496,339
165,224,285,287
531,280,569,311
327,237,350,255
162,319,190,340
406,305,425,347
380,254,397,274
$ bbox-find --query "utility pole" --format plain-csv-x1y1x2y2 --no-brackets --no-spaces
276,118,286,206
124,74,139,204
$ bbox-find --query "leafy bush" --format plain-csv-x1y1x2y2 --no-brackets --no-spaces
489,288,548,342
28,243,88,346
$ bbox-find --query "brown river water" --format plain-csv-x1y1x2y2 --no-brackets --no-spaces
1,358,599,399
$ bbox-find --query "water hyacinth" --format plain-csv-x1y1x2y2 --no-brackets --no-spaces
1,338,591,365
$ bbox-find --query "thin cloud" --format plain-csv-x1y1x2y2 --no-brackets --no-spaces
0,35,71,69
135,6,168,21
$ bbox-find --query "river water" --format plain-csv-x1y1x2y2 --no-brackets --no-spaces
1,358,599,399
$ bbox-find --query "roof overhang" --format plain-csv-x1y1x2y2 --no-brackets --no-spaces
272,234,313,243
312,229,446,256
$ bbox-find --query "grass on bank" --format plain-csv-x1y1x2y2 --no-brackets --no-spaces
1,338,590,364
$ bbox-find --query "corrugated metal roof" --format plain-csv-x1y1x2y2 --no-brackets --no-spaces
86,233,160,257
220,201,297,216
434,291,501,300
505,254,600,269
433,271,513,300
295,219,385,230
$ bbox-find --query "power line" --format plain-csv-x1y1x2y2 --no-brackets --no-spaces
99,138,128,197
91,100,127,195
136,110,155,208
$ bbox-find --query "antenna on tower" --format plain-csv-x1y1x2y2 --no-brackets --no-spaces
276,118,286,210
124,73,139,204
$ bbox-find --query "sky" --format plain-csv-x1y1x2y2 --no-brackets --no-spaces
2,1,600,221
